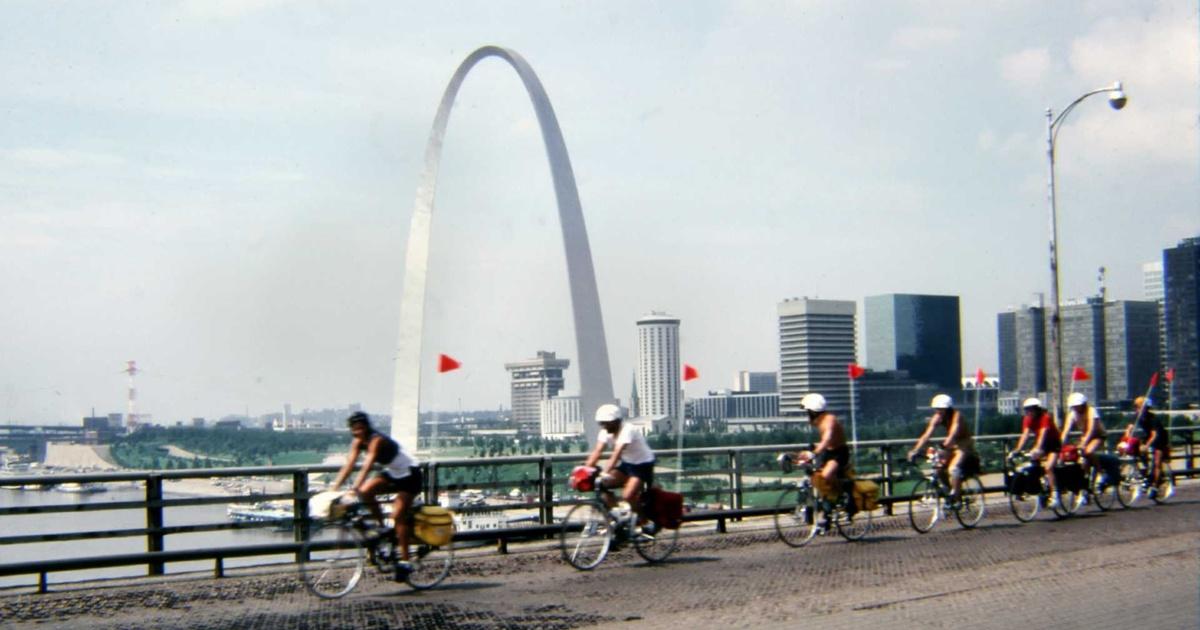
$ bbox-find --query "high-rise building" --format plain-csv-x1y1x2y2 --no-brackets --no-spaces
1164,236,1200,406
996,304,1046,400
636,313,681,424
1104,300,1161,401
778,298,857,415
734,371,778,393
1059,299,1106,404
1144,261,1165,300
539,395,582,439
1144,260,1168,380
865,294,962,391
504,351,570,434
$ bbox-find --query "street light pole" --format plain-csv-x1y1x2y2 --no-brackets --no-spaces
1044,81,1127,424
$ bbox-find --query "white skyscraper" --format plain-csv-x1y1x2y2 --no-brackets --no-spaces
1143,261,1164,301
778,298,858,415
636,313,681,426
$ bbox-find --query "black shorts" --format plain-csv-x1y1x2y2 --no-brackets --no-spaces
617,461,655,487
380,467,423,496
815,447,850,473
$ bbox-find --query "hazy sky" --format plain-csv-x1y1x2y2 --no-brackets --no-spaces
3,1,1198,424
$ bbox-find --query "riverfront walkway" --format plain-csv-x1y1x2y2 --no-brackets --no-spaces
3,486,1197,629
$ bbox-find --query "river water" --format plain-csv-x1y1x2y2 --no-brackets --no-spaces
0,484,295,589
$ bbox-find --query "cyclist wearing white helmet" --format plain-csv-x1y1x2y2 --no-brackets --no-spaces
1012,397,1062,505
1061,392,1106,480
793,393,850,496
907,394,977,502
583,404,656,530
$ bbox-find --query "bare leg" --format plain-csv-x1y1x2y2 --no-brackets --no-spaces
393,491,413,562
622,475,643,523
1044,452,1059,497
948,450,964,496
356,477,389,528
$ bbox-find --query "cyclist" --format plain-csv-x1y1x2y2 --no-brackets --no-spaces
907,394,977,504
1125,396,1169,499
1011,397,1062,506
1061,392,1106,483
583,403,656,533
330,411,422,579
792,393,852,508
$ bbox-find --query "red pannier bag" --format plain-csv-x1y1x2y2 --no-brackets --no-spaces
568,466,597,492
643,487,684,530
1060,444,1080,463
1117,437,1140,456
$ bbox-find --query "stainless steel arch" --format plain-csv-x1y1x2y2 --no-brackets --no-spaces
390,45,615,450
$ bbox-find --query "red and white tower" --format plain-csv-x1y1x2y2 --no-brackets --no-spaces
124,360,140,429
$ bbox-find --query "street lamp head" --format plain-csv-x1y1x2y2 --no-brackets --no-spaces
1108,81,1127,110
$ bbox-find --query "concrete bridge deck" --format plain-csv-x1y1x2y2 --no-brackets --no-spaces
3,486,1197,629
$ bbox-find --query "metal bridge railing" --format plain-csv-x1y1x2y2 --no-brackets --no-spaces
1,427,1195,592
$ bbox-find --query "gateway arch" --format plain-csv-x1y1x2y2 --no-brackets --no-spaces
391,45,615,450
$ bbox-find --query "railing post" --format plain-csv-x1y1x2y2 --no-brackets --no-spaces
539,458,554,525
293,470,309,563
426,462,439,505
881,444,894,516
145,474,164,576
1185,434,1194,477
729,450,743,519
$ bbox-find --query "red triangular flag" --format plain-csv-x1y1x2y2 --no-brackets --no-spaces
975,367,986,386
848,363,866,380
1071,366,1090,381
1149,371,1159,387
437,354,461,373
683,364,699,381
1165,367,1175,383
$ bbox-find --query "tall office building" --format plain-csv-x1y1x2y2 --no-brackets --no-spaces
636,313,681,423
504,351,570,434
1164,236,1200,406
1059,299,1106,404
996,304,1046,400
865,294,961,391
1104,301,1161,401
778,298,857,415
1144,261,1168,380
734,371,778,393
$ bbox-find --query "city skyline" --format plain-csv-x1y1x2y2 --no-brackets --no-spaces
3,2,1199,423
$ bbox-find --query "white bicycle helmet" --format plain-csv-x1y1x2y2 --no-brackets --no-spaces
931,394,953,409
1022,397,1044,409
1066,392,1087,408
800,393,826,413
594,403,624,423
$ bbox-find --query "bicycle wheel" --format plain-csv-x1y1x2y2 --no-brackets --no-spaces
299,523,366,599
1151,467,1175,504
1054,488,1083,518
633,520,679,563
1115,460,1140,508
907,478,940,534
405,541,453,590
835,496,872,542
774,484,819,548
560,502,612,570
1090,470,1116,512
953,476,986,529
1008,489,1040,523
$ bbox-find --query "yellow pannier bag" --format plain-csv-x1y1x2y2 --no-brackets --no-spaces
853,480,880,512
413,505,455,546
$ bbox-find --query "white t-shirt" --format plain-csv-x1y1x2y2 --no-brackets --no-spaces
599,423,655,465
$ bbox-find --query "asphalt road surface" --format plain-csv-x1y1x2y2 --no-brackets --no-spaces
3,485,1197,629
